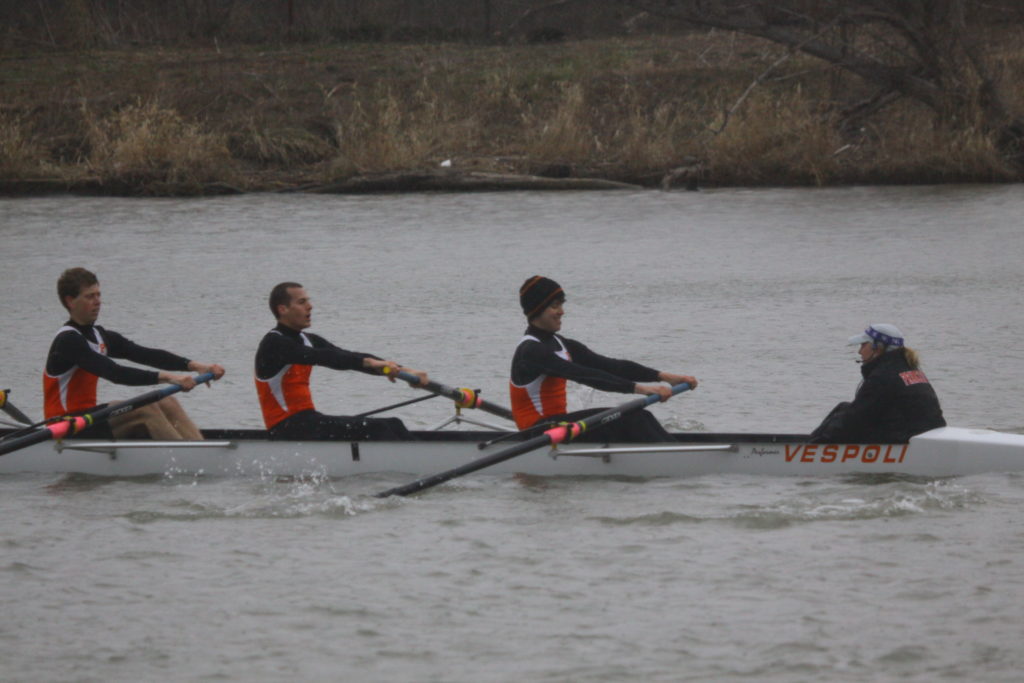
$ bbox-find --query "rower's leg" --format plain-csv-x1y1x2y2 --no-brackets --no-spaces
110,403,180,439
108,398,202,440
153,396,204,440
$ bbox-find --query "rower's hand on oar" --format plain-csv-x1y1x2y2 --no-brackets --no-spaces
160,372,198,391
636,384,673,402
658,372,698,390
367,358,403,380
188,362,226,383
400,367,429,387
377,362,428,386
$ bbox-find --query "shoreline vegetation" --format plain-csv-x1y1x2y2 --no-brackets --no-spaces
3,32,1023,197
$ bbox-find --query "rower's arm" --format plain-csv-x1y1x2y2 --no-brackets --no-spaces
522,340,636,394
565,338,662,383
48,332,160,386
105,328,193,372
255,331,376,379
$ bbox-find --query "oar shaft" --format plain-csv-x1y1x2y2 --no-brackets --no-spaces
0,424,59,455
570,382,691,437
87,373,214,424
354,393,437,418
392,370,514,421
0,373,215,457
376,382,691,497
376,431,555,498
0,389,33,425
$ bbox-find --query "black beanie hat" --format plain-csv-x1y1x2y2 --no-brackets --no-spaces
520,276,564,319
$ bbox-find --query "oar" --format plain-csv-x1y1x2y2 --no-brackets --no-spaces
376,382,692,498
0,389,33,425
0,373,216,457
385,369,514,421
475,417,560,450
0,407,111,443
354,393,438,418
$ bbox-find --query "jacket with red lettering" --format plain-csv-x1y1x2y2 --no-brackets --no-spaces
43,322,190,418
254,325,381,429
811,349,946,443
509,326,661,429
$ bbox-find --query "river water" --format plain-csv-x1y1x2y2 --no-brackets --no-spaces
1,186,1023,681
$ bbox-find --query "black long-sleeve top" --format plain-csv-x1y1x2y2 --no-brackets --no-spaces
254,324,381,380
510,325,661,393
45,321,191,386
813,350,946,443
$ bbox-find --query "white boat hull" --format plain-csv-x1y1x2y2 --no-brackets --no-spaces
2,427,1024,479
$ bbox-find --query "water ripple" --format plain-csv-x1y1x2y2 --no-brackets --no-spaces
590,511,703,526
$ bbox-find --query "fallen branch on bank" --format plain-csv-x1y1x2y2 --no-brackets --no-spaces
308,169,641,194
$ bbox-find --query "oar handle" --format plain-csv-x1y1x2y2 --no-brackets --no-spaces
0,373,217,457
389,369,514,421
376,382,692,498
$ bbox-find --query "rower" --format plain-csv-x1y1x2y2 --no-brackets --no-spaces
43,267,225,439
809,323,946,443
509,275,698,442
254,282,428,440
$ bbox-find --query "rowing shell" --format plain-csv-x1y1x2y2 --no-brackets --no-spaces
2,426,1023,479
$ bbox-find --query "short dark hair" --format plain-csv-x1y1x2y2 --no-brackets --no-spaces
269,282,303,318
57,268,98,309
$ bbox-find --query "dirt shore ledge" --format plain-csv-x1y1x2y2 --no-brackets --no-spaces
3,35,1022,197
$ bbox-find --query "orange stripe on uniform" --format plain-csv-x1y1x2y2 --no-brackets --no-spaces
509,333,571,430
42,325,106,419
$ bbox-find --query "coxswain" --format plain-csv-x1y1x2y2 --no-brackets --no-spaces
810,323,946,443
509,275,698,442
254,282,428,440
43,268,225,439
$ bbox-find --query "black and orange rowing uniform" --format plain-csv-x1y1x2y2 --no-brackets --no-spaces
254,324,375,429
509,325,671,442
43,320,191,419
254,324,413,440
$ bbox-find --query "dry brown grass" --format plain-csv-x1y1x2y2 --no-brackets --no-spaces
524,82,592,163
706,90,843,186
82,100,234,189
1,33,1021,194
866,123,1016,183
329,84,450,174
0,113,48,179
229,122,335,167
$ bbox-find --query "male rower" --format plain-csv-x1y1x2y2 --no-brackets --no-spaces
254,282,428,440
43,267,225,439
509,275,698,442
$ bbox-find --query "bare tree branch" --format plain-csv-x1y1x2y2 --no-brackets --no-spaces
618,0,1023,162
710,48,794,135
507,0,589,34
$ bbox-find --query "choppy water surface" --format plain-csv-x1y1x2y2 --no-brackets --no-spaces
2,186,1023,681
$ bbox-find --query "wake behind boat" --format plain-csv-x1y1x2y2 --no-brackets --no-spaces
2,426,1023,480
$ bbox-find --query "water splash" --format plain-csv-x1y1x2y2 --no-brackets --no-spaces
728,478,982,527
